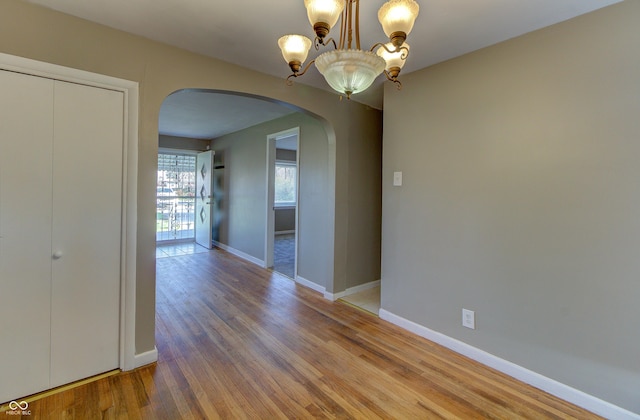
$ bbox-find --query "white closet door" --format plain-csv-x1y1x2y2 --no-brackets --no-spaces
50,81,123,387
0,70,54,402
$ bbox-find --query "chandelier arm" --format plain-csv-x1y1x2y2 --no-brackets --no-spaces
399,45,410,60
337,8,343,48
355,0,361,50
339,5,347,49
316,37,338,50
285,59,317,85
369,43,409,58
369,42,388,53
347,0,353,49
383,70,403,90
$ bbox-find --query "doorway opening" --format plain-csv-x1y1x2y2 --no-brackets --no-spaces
157,89,339,297
266,129,299,279
156,151,197,242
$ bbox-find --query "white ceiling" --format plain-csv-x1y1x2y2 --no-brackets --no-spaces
159,90,296,139
26,0,620,139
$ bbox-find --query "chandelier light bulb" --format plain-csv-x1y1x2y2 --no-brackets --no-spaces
376,42,410,82
377,42,410,72
304,0,346,39
278,35,312,67
378,0,419,46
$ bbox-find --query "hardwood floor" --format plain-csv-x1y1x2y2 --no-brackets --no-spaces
2,248,601,419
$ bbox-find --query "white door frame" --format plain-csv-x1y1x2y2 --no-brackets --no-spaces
265,127,300,277
0,53,142,371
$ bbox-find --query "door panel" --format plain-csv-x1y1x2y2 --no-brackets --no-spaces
50,81,123,387
0,70,54,402
195,150,213,249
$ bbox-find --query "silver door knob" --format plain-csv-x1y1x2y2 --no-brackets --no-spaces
52,251,63,260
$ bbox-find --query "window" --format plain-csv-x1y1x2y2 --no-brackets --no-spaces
274,162,297,206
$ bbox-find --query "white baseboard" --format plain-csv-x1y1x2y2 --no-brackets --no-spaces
278,273,380,303
324,279,381,301
212,240,265,267
324,290,340,301
133,346,158,368
295,275,326,294
379,309,639,420
345,279,380,296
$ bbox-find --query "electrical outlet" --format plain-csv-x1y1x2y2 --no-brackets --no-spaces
462,309,475,329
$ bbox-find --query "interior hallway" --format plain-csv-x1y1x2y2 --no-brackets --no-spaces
273,233,295,279
2,247,601,418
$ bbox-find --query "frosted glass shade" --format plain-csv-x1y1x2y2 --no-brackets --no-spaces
376,42,410,71
304,0,346,29
378,0,419,38
278,35,312,64
315,49,386,97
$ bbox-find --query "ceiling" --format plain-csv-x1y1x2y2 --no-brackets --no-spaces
159,90,296,139
26,0,620,139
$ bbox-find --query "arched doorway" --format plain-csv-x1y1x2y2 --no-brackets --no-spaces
156,89,335,294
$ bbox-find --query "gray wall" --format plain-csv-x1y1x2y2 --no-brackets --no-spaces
159,134,209,151
211,112,332,288
346,108,383,289
276,148,297,162
209,123,266,260
275,208,295,233
381,1,639,413
0,0,382,356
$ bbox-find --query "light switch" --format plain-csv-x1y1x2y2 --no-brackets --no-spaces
393,171,403,186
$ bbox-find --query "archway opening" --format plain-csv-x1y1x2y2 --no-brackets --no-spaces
156,89,336,294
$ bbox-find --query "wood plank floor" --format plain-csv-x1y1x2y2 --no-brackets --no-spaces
2,248,601,419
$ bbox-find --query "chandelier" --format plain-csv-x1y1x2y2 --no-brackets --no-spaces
278,0,420,99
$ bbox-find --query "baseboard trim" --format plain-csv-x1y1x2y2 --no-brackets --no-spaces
134,346,158,368
379,309,639,420
324,280,381,301
324,290,340,301
344,280,380,296
275,230,295,235
212,241,265,267
295,275,326,294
